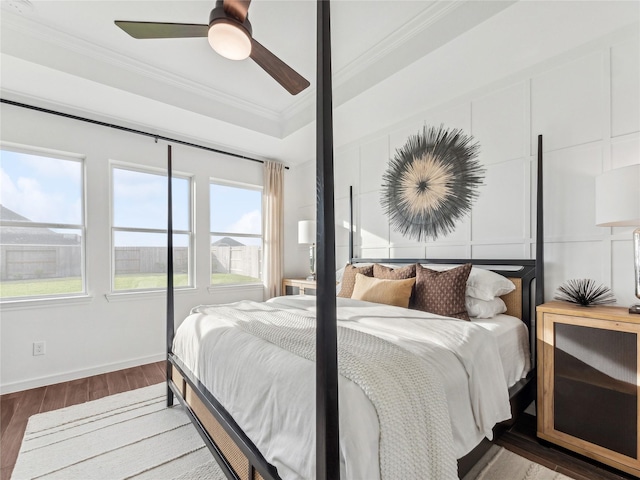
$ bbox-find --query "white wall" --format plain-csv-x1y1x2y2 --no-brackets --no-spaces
0,103,266,393
285,27,640,308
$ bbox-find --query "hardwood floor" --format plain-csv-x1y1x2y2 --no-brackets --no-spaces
0,362,636,480
0,361,165,480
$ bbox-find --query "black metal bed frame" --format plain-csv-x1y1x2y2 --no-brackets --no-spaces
164,2,546,479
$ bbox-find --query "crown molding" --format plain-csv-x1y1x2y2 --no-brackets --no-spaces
333,1,463,86
280,1,466,122
1,10,281,124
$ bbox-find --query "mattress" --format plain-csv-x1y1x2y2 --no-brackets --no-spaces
173,296,530,479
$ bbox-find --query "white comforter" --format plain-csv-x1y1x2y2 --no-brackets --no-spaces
173,296,512,480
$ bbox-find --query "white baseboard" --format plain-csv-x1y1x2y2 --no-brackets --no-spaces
0,353,166,395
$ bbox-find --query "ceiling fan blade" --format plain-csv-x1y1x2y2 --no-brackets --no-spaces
250,39,310,95
223,0,252,23
115,21,208,39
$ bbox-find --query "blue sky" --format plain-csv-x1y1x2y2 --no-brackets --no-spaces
1,150,262,247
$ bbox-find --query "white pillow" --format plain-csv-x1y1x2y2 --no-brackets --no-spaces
465,296,507,318
422,264,515,301
466,268,515,301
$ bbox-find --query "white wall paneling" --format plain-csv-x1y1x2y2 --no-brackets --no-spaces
544,144,603,240
359,190,389,249
284,24,639,310
612,239,636,307
359,136,389,194
472,158,528,242
531,52,605,152
611,133,640,169
472,83,527,165
611,36,640,137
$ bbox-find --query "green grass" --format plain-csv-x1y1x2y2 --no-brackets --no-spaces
1,273,261,298
114,273,189,290
210,273,261,285
0,277,83,298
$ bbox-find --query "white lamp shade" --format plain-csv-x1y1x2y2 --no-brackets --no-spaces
595,164,640,227
298,220,316,244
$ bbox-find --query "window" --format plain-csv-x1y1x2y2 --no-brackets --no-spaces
0,147,85,300
112,165,192,292
210,182,262,286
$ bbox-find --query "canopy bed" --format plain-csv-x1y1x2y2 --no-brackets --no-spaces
164,2,545,479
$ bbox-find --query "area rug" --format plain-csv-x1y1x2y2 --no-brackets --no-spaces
465,445,573,480
11,383,224,480
13,383,572,480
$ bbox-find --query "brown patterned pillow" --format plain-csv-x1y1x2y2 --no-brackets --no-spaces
337,264,374,298
373,263,416,280
413,263,472,320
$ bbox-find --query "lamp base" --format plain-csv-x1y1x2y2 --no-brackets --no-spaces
629,304,640,315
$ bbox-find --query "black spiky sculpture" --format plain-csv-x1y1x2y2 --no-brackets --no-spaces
554,279,616,306
380,125,484,241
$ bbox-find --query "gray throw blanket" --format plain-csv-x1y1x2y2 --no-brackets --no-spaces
197,302,458,480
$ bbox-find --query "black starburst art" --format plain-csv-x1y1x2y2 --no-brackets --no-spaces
381,125,484,241
554,279,616,306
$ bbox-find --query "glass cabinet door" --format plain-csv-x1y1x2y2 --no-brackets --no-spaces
553,322,637,458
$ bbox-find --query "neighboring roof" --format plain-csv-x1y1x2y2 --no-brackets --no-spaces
211,237,245,247
0,205,80,245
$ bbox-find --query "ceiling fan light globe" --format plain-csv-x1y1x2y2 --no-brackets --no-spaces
208,21,251,61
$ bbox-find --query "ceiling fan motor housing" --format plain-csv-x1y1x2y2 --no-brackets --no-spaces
209,3,252,37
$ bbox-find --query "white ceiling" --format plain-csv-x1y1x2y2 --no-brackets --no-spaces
1,1,639,165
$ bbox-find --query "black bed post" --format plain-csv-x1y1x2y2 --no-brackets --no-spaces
535,135,544,306
166,144,175,407
316,1,340,479
349,185,353,262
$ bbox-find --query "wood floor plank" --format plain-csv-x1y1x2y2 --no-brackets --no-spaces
0,418,26,471
124,366,148,390
12,387,46,422
40,382,68,413
0,395,18,438
105,369,130,395
88,374,110,401
1,464,14,480
64,378,88,408
140,362,165,385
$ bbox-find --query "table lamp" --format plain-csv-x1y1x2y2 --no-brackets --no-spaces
595,164,640,314
298,220,316,281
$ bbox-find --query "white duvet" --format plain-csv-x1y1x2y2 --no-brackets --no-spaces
172,296,517,479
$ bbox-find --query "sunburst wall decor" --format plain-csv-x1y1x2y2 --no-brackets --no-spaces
381,125,484,241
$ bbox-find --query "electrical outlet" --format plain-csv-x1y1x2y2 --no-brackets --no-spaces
33,341,46,356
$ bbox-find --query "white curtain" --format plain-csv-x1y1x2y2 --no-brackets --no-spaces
263,161,284,299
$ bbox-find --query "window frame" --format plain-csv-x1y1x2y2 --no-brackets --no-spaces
110,162,194,294
209,179,264,287
0,142,87,302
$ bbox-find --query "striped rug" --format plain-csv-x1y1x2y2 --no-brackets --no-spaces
13,382,573,480
11,383,223,480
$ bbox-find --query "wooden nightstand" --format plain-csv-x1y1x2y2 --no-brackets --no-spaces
536,301,640,477
282,278,317,296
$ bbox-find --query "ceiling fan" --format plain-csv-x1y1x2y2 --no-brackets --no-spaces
115,0,310,95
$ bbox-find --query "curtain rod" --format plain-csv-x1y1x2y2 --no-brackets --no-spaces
0,98,288,170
